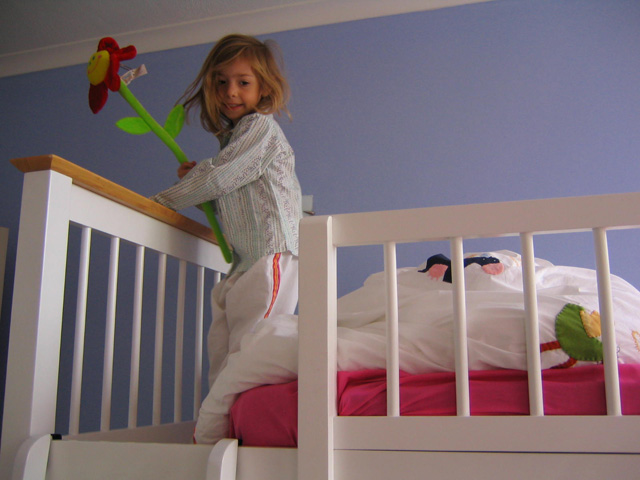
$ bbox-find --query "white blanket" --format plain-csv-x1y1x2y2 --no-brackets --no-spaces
194,250,640,444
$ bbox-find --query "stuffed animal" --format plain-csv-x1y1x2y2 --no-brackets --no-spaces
87,37,232,263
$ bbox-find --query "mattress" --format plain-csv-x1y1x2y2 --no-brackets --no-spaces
229,364,640,447
195,250,640,444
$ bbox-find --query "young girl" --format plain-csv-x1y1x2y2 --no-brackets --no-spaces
150,34,302,388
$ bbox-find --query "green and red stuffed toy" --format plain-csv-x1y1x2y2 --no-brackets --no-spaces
87,37,232,263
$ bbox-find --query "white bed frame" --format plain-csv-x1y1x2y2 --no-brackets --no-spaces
1,156,639,480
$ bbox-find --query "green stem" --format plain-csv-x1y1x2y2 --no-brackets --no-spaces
201,202,233,263
118,82,233,263
119,82,189,164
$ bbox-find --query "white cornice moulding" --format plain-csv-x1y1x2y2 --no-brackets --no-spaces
0,0,491,79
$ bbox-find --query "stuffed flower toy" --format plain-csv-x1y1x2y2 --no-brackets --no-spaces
87,37,232,263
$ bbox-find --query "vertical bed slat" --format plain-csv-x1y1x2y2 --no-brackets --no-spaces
592,227,622,416
383,242,400,417
450,237,470,417
175,260,187,422
298,215,337,480
0,169,73,477
69,226,92,435
128,245,145,428
194,265,205,417
520,232,544,416
101,236,120,431
153,253,167,426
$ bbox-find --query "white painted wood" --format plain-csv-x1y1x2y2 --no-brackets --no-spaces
3,163,231,480
206,439,238,480
332,416,640,453
153,253,167,426
5,159,640,480
330,192,640,247
68,184,228,271
44,441,296,480
520,232,544,416
175,260,187,423
69,227,92,435
128,245,145,428
333,449,640,480
194,266,205,417
101,236,120,432
11,434,51,480
298,215,337,480
593,227,622,416
45,440,213,480
63,420,196,444
235,447,297,480
0,170,72,480
383,242,400,417
450,237,470,417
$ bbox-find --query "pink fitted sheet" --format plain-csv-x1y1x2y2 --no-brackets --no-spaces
228,364,640,447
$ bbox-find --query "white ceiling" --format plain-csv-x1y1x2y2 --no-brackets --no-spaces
0,0,491,78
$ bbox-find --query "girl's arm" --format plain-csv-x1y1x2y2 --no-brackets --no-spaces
151,114,273,210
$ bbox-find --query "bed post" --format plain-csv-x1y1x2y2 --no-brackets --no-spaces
298,215,337,480
0,169,72,480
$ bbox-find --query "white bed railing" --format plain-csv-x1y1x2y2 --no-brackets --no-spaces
4,155,640,479
298,192,640,480
0,155,230,480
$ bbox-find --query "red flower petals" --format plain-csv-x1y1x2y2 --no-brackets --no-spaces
88,37,137,114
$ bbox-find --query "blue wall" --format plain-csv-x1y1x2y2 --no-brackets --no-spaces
2,0,640,432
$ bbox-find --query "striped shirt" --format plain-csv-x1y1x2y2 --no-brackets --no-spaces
151,113,302,272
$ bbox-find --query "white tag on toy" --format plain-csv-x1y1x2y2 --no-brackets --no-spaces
121,64,148,85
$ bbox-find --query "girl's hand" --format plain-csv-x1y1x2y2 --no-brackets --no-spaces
178,161,197,179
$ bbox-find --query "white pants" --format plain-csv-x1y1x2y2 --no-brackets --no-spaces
207,252,299,387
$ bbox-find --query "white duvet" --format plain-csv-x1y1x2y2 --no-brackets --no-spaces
194,250,640,444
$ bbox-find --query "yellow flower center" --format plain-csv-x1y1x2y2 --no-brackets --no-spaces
580,309,602,338
87,50,111,85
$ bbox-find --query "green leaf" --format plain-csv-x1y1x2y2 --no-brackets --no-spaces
164,105,185,139
555,303,603,362
116,117,151,135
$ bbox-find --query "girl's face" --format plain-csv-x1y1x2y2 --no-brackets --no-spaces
215,57,264,126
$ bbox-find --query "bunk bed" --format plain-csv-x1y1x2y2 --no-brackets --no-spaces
1,155,639,480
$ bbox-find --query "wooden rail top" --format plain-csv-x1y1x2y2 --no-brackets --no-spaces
11,154,218,244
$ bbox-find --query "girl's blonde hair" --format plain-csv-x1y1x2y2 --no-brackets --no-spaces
180,34,291,138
